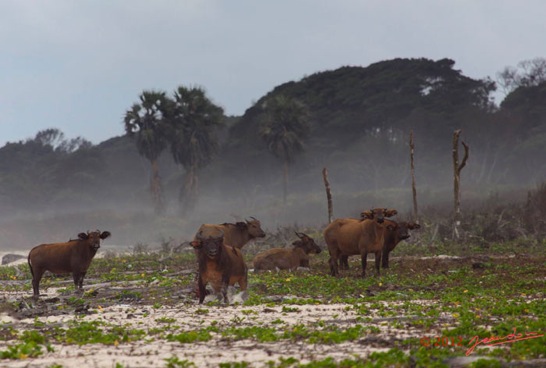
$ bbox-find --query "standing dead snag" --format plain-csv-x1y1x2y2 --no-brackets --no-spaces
409,131,418,222
452,129,469,239
322,167,333,224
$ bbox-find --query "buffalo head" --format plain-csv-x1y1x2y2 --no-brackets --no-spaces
192,229,224,259
245,217,266,239
78,230,111,251
395,221,421,240
360,208,398,223
293,232,322,254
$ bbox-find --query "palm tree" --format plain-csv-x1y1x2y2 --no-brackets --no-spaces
168,86,224,212
259,94,310,203
123,90,170,215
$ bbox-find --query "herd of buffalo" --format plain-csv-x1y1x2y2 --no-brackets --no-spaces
26,209,420,303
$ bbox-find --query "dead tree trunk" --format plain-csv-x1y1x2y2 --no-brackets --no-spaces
452,130,469,239
322,167,333,223
409,131,418,222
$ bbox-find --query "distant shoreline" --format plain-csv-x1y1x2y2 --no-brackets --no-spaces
0,244,131,261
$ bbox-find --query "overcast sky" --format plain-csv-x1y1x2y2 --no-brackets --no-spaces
1,0,544,147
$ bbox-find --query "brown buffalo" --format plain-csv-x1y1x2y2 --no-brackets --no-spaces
28,230,111,299
339,219,420,269
198,217,266,249
323,208,396,277
191,226,248,304
253,232,322,271
381,220,421,268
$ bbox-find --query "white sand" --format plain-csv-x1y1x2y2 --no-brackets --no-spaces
0,299,431,368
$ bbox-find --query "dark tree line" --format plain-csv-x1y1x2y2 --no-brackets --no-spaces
1,58,546,220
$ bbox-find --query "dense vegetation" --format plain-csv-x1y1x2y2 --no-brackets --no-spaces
1,57,546,248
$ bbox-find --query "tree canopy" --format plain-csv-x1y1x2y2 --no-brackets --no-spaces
1,57,546,216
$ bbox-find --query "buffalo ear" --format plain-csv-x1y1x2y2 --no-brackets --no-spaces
190,240,202,249
78,233,88,240
100,231,112,239
361,210,373,219
408,223,421,230
384,209,398,217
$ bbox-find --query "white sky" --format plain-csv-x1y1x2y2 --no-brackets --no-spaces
0,0,544,147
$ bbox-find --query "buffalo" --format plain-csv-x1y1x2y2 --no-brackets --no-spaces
197,217,266,249
323,208,397,277
339,219,420,269
191,226,248,304
253,232,322,271
381,220,421,268
28,230,111,299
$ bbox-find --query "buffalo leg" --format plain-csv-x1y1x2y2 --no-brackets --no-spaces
79,272,86,289
374,252,381,276
197,277,207,304
360,252,368,278
328,257,339,277
194,271,211,300
381,249,390,269
328,246,341,276
238,276,248,292
220,273,231,304
220,284,228,304
32,269,46,300
340,255,349,270
73,272,84,294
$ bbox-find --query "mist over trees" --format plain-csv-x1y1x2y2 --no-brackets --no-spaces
1,57,546,247
258,94,311,204
124,90,170,215
123,87,225,215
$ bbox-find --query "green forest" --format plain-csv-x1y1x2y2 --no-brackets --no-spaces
1,57,546,248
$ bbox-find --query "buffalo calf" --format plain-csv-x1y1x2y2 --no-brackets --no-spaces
28,230,111,299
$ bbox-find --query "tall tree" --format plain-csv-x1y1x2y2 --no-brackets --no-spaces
123,90,169,215
168,86,224,212
497,57,546,95
0,129,98,210
259,95,310,203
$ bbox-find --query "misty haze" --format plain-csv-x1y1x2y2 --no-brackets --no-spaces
1,58,545,252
